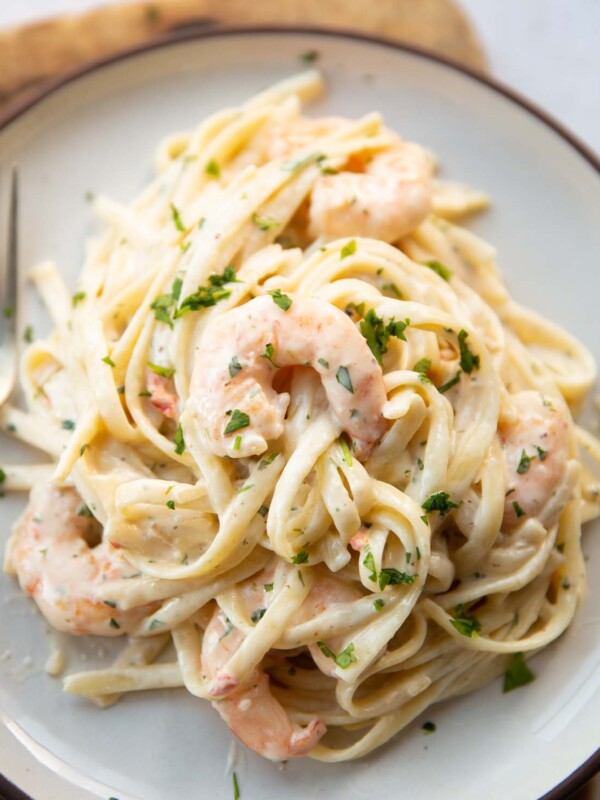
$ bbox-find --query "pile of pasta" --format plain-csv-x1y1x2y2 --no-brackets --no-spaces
2,70,599,762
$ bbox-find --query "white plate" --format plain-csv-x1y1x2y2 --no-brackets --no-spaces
0,28,599,800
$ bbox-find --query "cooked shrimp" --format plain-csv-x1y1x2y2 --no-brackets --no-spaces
308,142,433,243
501,391,570,528
146,368,178,419
11,482,150,635
201,607,326,761
187,294,388,460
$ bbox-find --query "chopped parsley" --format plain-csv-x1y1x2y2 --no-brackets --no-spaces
336,366,354,394
517,450,533,475
72,291,86,307
503,652,535,693
224,409,250,435
101,355,116,368
205,159,220,178
267,289,292,311
260,342,279,367
264,582,274,592
535,446,548,461
379,568,418,590
170,202,186,232
209,266,240,287
299,49,319,63
421,492,458,516
340,239,357,259
513,501,525,518
292,550,309,565
0,469,6,485
228,355,243,378
317,641,357,669
424,259,452,281
339,437,353,467
252,213,278,231
76,504,93,517
233,771,240,800
413,357,432,375
61,419,76,431
150,277,183,328
166,500,175,510
174,267,238,317
318,357,330,369
450,604,481,638
176,286,230,316
23,325,34,343
258,452,279,470
258,505,269,518
422,721,436,735
458,329,480,374
381,282,402,298
373,598,385,612
109,617,121,629
147,361,175,379
233,435,242,451
251,608,266,623
438,371,461,394
360,309,409,364
363,550,377,582
174,423,186,455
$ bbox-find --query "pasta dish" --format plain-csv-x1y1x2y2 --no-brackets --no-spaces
2,71,599,762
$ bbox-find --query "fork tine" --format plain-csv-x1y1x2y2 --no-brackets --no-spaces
0,168,19,406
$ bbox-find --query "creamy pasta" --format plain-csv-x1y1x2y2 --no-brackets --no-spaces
2,70,599,762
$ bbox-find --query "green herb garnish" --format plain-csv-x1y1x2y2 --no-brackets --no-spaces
228,356,242,378
424,259,452,281
317,641,357,669
438,371,461,394
513,501,525,518
174,423,185,455
260,342,279,367
205,159,220,178
503,652,535,693
170,202,186,232
379,568,418,590
147,361,175,379
517,450,533,475
336,366,354,394
421,491,458,516
224,409,250,435
360,309,409,364
450,604,481,638
252,213,278,231
340,239,357,259
458,329,480,374
267,289,292,311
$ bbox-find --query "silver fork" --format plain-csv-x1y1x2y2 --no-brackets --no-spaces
0,169,18,406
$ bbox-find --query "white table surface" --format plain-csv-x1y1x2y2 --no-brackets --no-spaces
0,2,598,799
0,0,599,154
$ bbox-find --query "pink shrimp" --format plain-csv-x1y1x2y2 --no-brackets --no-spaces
187,294,388,460
201,608,326,761
11,482,151,635
146,368,178,419
308,142,433,243
500,391,571,529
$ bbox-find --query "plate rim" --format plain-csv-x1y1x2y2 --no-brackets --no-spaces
0,23,598,800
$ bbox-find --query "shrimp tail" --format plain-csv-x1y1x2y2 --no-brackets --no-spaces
288,718,327,756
